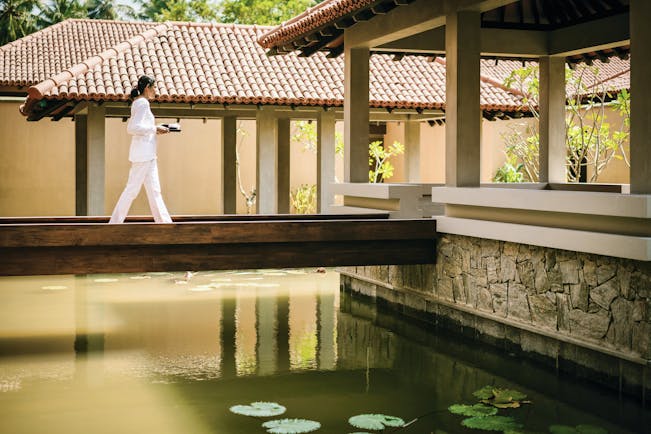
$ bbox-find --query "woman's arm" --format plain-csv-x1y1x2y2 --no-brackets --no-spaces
126,99,157,136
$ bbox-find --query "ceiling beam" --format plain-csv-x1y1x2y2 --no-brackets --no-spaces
344,0,517,49
377,26,547,57
548,12,629,56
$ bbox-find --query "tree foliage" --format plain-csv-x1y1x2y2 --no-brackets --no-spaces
495,63,631,183
138,0,218,22
86,0,137,20
38,0,87,28
218,0,319,25
0,0,38,45
369,140,404,183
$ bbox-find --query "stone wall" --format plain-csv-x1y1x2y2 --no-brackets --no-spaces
339,234,651,399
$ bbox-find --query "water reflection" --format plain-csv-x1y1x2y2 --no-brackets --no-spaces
0,270,647,434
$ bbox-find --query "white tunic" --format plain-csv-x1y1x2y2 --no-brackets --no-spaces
127,98,157,162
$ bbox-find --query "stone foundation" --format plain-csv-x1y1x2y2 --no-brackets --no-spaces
339,234,651,400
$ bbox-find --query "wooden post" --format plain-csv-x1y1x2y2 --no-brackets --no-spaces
277,117,290,214
222,116,237,214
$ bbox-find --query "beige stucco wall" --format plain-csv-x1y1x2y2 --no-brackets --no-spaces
0,102,346,217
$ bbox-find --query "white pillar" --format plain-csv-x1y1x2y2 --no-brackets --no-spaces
445,10,481,187
222,116,237,214
344,44,370,183
87,105,105,215
630,0,651,193
277,118,290,214
404,120,421,182
256,108,278,214
317,110,336,213
539,56,567,184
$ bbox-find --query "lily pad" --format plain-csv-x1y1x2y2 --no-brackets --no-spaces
448,404,498,417
462,415,523,431
348,414,405,430
262,418,321,433
229,402,286,417
473,386,495,400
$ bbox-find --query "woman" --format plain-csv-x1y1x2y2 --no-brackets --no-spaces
109,75,172,224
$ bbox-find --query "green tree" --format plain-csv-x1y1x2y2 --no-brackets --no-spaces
495,63,630,183
86,0,137,20
138,0,217,22
369,140,405,183
218,0,318,25
0,0,38,44
38,0,86,27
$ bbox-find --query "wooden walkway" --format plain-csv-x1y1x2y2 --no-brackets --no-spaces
0,214,437,276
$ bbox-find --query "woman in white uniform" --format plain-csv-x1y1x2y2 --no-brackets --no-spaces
109,75,172,224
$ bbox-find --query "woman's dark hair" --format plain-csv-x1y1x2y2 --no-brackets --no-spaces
130,75,155,98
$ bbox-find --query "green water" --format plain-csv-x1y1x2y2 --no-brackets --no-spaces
0,270,647,434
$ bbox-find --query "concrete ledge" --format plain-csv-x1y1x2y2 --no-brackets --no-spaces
331,182,423,218
431,186,651,218
436,216,651,261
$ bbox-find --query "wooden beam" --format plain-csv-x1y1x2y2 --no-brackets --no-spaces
0,219,437,276
548,12,629,56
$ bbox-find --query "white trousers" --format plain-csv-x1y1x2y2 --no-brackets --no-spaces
109,159,172,224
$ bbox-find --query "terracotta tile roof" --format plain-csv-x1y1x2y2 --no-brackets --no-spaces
17,19,529,118
0,19,157,87
258,0,376,49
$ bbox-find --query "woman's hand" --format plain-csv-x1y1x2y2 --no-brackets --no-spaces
156,125,170,135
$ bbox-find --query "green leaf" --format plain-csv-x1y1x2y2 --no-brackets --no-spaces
448,404,498,417
230,402,286,417
473,386,495,400
348,414,405,430
262,419,321,434
462,415,523,431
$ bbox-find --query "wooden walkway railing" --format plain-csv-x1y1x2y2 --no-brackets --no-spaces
0,214,437,276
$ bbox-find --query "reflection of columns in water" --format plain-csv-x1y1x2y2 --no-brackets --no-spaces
317,289,337,370
220,293,237,378
276,294,290,373
73,275,105,384
235,290,257,376
256,288,277,376
289,289,317,370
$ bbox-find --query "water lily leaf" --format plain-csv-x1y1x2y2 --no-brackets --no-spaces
494,388,527,401
229,402,286,417
473,386,495,400
462,415,523,431
448,404,498,417
262,418,321,433
483,399,521,409
348,414,405,430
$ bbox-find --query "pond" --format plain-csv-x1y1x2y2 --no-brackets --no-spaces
0,269,647,434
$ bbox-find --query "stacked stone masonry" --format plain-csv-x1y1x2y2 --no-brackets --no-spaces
339,234,651,398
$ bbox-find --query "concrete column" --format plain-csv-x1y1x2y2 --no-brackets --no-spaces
317,110,336,213
539,56,567,183
277,118,290,214
222,116,237,214
630,0,651,193
344,45,370,183
86,105,105,215
445,10,481,187
75,114,88,216
404,120,421,182
256,108,278,214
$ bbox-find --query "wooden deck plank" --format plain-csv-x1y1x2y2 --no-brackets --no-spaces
0,217,437,276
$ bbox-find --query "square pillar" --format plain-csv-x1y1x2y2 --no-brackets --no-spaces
404,120,421,182
343,44,370,183
256,108,278,214
539,56,567,183
317,110,336,213
277,118,290,214
87,105,105,216
630,0,651,193
445,10,481,187
222,116,237,214
75,114,88,216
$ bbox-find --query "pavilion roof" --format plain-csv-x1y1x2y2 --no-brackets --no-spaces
258,0,630,64
10,19,532,120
